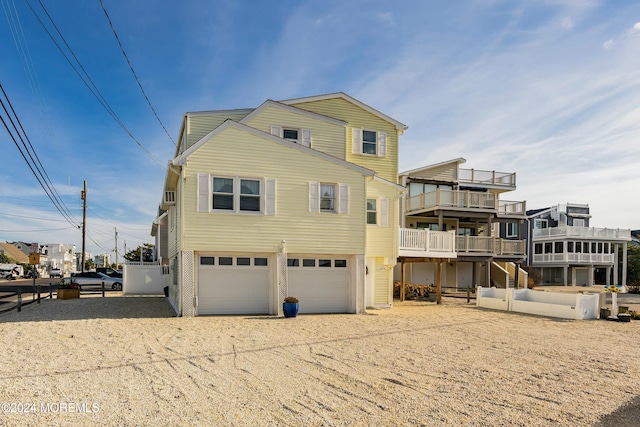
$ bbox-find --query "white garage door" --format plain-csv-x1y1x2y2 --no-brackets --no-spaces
287,256,350,314
197,255,270,315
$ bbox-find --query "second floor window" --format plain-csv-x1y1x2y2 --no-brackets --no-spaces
362,130,377,155
507,223,518,237
367,199,377,224
320,184,336,212
211,177,262,213
352,128,387,157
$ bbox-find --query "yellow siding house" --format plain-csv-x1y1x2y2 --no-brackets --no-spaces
154,93,407,316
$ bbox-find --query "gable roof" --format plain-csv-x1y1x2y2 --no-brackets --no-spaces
240,100,347,127
172,119,376,177
279,92,408,131
399,158,466,177
0,243,29,263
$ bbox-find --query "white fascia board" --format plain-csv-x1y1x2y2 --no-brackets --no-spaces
151,211,168,237
399,157,467,177
185,108,254,117
173,120,376,177
162,162,181,192
240,100,347,127
373,175,405,191
279,92,408,131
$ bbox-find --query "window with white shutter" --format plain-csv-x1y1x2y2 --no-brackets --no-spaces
352,128,386,157
380,197,389,227
197,173,210,212
309,182,320,212
198,174,274,215
309,182,348,214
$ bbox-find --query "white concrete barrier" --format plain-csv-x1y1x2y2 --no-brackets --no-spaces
476,287,599,320
476,287,510,311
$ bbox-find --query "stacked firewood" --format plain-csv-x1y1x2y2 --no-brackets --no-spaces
393,281,435,299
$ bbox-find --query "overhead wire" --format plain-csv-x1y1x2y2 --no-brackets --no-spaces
0,85,80,228
99,0,176,148
0,84,78,224
25,0,168,170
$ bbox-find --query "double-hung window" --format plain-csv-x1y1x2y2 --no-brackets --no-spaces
309,182,348,214
366,199,377,224
212,178,234,210
212,177,260,212
507,222,518,238
320,184,336,212
352,128,387,157
198,174,275,215
362,130,377,155
239,179,261,211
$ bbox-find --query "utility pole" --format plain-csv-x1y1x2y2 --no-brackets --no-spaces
81,180,87,273
115,228,118,268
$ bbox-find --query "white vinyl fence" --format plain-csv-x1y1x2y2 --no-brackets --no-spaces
123,263,169,295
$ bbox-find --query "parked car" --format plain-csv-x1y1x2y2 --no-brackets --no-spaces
96,267,123,278
50,268,63,278
1,268,19,280
65,272,123,291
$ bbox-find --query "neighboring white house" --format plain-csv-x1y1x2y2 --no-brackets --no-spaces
526,203,631,287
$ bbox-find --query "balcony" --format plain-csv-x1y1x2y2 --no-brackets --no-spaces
456,236,526,257
497,200,527,217
399,228,457,258
532,253,615,265
458,168,516,189
407,189,497,213
407,189,526,218
399,228,526,259
532,226,631,241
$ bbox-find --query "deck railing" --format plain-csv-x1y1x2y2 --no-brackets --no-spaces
407,189,497,212
533,253,615,264
532,226,631,240
458,168,516,187
498,200,526,216
456,236,526,256
399,229,456,254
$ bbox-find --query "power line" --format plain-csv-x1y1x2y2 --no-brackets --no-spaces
99,0,176,148
25,0,167,169
0,84,78,223
0,84,80,228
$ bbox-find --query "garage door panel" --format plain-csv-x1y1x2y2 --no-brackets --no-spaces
198,257,269,315
288,257,350,314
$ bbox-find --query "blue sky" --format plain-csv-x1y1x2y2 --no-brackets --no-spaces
1,0,639,259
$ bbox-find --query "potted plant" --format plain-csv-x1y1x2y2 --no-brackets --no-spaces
283,296,299,318
57,278,80,300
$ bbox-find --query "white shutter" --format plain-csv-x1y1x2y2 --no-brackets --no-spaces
301,129,312,147
265,178,276,215
377,131,387,157
380,197,389,227
270,125,282,137
352,128,362,154
309,182,320,212
197,173,210,212
338,184,349,214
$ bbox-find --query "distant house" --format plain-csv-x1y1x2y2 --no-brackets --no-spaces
43,243,77,275
153,93,407,316
395,158,528,293
526,203,631,286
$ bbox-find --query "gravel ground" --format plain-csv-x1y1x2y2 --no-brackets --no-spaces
0,295,638,426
